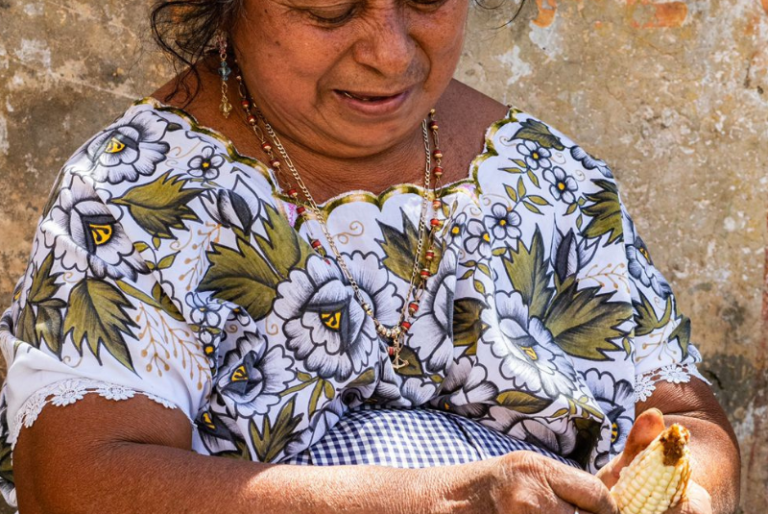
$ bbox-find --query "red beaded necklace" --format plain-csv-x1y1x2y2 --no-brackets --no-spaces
233,64,446,371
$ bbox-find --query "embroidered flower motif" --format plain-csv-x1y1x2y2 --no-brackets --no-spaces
626,237,672,299
571,146,613,178
274,253,401,382
584,368,634,468
70,110,171,184
408,249,458,374
186,292,225,328
144,393,178,410
447,212,467,247
97,384,136,401
201,176,265,235
216,331,297,418
624,215,672,299
21,394,45,428
188,146,225,181
517,141,552,170
659,365,691,384
489,291,578,399
634,373,656,403
43,175,148,280
464,219,491,256
430,358,498,418
50,380,87,407
543,166,578,204
485,406,577,456
483,203,522,240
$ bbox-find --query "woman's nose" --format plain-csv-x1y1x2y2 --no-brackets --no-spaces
352,11,414,77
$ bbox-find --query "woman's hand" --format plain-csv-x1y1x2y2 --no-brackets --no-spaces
596,408,713,514
456,450,620,514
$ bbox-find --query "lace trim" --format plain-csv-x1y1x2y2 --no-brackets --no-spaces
634,363,710,403
9,378,195,449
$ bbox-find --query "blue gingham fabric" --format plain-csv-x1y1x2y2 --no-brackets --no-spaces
282,403,581,469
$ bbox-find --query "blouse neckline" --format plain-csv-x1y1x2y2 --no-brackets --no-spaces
130,96,524,214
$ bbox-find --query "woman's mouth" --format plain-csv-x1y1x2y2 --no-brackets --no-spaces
334,88,411,115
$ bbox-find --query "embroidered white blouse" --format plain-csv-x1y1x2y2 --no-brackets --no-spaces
0,98,707,507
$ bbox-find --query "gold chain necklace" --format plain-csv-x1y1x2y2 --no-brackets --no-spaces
233,68,445,370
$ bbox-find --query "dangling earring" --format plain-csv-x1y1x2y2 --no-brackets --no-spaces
217,32,233,118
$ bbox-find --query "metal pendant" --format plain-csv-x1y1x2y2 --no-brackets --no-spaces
391,350,410,370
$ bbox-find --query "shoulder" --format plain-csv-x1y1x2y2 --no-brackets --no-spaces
476,104,617,184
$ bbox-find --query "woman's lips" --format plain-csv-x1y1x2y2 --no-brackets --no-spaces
334,88,411,116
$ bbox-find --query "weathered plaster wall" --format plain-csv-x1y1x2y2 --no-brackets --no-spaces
0,0,766,511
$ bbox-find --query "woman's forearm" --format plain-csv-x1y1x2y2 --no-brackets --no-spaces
664,413,740,514
26,439,471,514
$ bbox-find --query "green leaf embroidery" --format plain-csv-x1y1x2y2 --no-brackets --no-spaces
16,253,65,355
309,379,325,415
378,210,442,282
473,279,486,296
505,184,518,202
254,203,312,278
517,177,527,199
35,304,63,356
65,279,139,372
511,119,566,150
113,171,202,240
496,390,553,414
633,293,673,337
544,280,631,361
500,167,525,174
394,346,424,376
502,228,553,319
115,280,184,322
453,298,486,356
527,169,540,188
565,203,578,216
347,368,376,388
156,252,178,270
512,159,528,168
523,201,541,214
134,242,150,253
527,196,550,206
582,179,623,244
249,396,304,463
199,238,280,321
668,315,691,360
323,380,335,400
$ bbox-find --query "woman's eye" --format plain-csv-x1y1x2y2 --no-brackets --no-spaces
408,0,448,7
308,6,357,25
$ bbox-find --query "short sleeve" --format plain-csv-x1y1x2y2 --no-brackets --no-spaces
0,137,213,485
619,200,709,402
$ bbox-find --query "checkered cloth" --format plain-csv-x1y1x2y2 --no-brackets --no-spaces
282,403,581,469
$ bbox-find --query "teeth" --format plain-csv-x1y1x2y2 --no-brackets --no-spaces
341,91,383,102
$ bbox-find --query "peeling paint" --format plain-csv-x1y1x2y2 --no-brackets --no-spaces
0,116,7,157
496,46,533,85
14,38,51,70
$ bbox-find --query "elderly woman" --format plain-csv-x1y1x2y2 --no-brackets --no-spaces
0,0,739,512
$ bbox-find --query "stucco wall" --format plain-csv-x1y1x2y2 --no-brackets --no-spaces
0,0,766,511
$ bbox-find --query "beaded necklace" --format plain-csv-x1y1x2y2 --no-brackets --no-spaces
233,66,446,370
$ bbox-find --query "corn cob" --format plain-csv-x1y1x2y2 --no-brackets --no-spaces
610,424,692,514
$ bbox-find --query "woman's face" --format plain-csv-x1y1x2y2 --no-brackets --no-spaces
231,0,469,158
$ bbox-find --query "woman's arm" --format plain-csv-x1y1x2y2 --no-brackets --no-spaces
15,391,621,514
15,394,447,514
639,378,741,514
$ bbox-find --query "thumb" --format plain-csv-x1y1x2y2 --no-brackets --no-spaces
599,408,666,489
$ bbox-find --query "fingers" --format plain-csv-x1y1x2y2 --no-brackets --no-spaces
545,459,619,514
599,408,666,489
622,408,666,462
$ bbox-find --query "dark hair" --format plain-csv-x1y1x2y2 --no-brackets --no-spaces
151,0,529,106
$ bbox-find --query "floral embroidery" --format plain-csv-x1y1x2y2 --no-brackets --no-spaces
0,98,706,510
